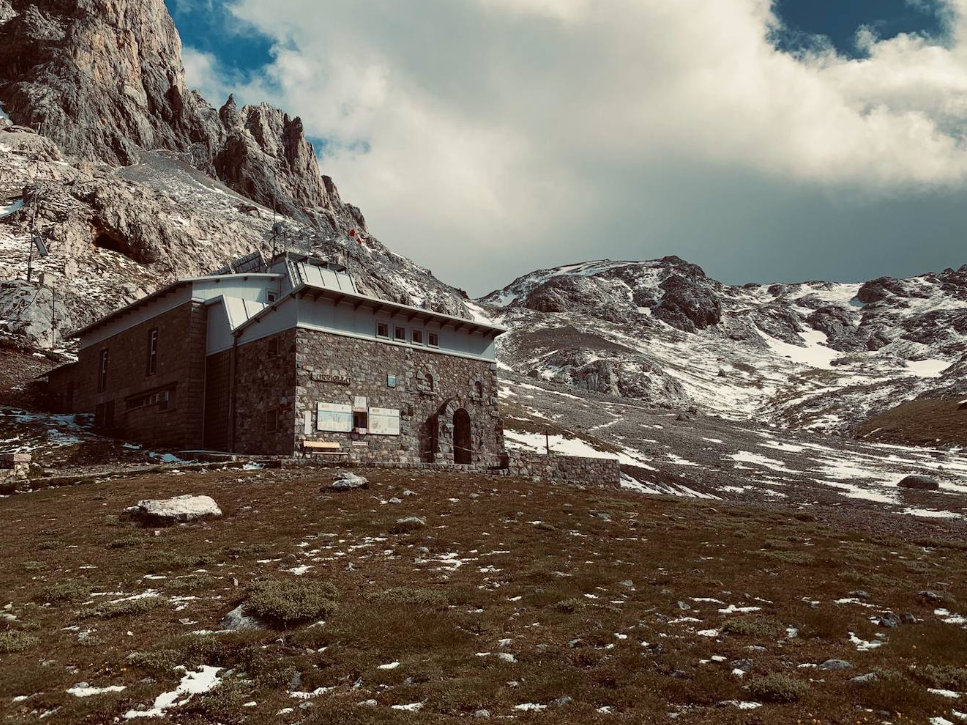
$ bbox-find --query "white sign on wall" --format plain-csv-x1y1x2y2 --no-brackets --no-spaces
317,402,352,432
369,407,401,436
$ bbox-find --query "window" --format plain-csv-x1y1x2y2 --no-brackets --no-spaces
146,328,158,376
353,410,369,432
411,329,423,345
97,349,109,392
394,326,406,342
428,332,439,348
264,408,278,433
267,337,279,357
425,373,434,392
267,291,277,303
126,387,176,412
376,321,390,339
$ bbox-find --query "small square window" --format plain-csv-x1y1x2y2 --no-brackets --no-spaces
267,291,278,304
353,410,369,432
376,321,390,339
411,329,423,345
428,332,439,348
394,326,406,342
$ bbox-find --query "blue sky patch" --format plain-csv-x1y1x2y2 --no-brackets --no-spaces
774,0,945,56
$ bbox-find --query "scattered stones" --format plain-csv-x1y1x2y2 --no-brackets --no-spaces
123,495,222,525
851,673,878,684
898,475,940,491
820,659,852,670
919,590,945,603
327,472,369,491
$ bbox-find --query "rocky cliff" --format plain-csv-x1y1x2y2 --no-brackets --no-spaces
0,0,360,230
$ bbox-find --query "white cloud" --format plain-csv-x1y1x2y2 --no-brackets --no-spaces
182,47,234,104
198,0,967,292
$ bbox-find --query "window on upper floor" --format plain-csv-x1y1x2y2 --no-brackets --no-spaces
97,349,109,392
428,332,439,348
394,326,406,342
146,328,158,376
267,291,278,304
376,321,390,339
412,329,423,345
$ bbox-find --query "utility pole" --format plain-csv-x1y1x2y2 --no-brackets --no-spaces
545,428,550,455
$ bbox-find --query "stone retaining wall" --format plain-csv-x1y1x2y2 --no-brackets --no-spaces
0,453,30,490
504,452,621,488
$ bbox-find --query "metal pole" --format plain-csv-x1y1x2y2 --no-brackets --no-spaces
545,428,550,455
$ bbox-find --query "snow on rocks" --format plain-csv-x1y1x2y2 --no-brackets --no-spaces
124,495,222,525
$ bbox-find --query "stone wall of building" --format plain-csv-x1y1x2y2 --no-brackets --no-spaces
505,452,621,488
46,301,208,450
231,328,299,455
292,328,504,465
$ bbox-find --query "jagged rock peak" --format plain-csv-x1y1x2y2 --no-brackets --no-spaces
0,0,354,229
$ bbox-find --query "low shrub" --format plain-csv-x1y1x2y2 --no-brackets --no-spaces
246,579,338,627
723,616,785,639
747,673,808,703
917,665,967,691
0,630,40,653
39,580,90,604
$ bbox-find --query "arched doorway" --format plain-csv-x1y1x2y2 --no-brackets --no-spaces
453,408,472,464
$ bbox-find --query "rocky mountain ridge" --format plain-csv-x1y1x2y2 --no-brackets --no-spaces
478,257,967,439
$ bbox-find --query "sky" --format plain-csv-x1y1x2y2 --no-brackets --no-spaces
167,0,967,296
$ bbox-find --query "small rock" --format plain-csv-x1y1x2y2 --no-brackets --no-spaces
820,659,853,670
619,580,634,589
474,709,491,718
124,495,222,525
395,516,426,529
878,613,899,629
387,497,403,504
730,659,754,673
898,475,940,491
221,604,263,632
328,472,369,491
899,612,917,624
677,600,691,611
919,590,944,603
851,673,878,684
552,696,573,707
357,700,378,708
848,590,871,600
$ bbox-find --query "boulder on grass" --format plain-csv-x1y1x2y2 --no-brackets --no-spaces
221,604,264,632
898,475,940,491
124,495,222,525
327,472,369,492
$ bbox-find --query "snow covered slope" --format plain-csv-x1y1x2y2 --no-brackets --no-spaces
480,257,967,437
